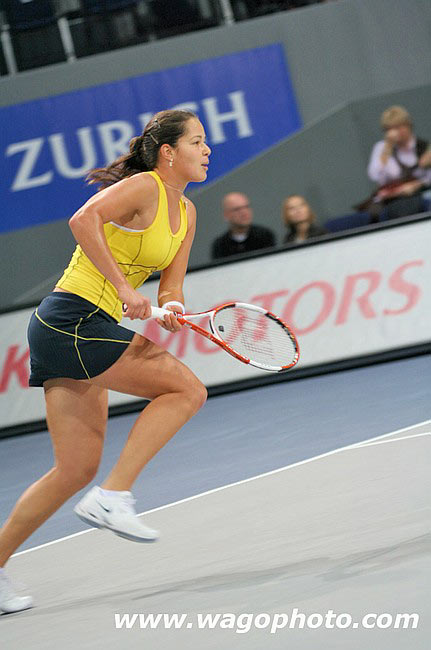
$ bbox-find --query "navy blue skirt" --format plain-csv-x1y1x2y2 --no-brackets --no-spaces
27,292,135,387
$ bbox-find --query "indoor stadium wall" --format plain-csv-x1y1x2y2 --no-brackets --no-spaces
1,0,430,308
2,83,430,308
1,0,429,124
190,83,431,266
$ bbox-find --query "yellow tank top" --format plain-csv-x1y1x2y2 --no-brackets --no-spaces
56,171,188,322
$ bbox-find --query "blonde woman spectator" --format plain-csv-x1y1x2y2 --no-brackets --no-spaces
282,195,327,244
366,106,431,219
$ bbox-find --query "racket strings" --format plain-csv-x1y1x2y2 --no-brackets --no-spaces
213,307,297,366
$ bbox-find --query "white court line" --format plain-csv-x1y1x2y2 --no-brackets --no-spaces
12,418,431,559
356,432,431,448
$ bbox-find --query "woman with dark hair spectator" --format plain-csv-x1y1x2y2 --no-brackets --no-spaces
282,195,327,244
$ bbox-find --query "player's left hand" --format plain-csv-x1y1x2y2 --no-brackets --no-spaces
156,307,183,332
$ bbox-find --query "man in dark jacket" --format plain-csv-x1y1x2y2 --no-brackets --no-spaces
211,192,276,260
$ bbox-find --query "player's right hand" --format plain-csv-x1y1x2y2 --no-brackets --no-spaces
118,286,151,320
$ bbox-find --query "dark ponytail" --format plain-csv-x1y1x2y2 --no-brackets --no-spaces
86,109,197,189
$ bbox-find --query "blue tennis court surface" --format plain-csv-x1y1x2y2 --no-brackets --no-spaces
1,355,429,552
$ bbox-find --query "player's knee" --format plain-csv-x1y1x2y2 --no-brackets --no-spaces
56,460,100,491
78,462,99,486
184,378,207,413
194,381,208,410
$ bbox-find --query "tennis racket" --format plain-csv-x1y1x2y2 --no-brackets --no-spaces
151,302,299,372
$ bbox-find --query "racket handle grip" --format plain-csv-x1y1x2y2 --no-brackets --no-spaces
122,304,184,319
150,306,172,319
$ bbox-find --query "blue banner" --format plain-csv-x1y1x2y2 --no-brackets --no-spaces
1,44,301,234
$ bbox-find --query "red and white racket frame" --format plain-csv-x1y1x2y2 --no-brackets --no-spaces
151,301,300,372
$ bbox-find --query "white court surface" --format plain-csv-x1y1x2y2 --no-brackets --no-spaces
2,421,430,649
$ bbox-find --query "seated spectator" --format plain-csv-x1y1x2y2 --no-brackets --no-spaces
282,195,327,244
211,192,275,259
366,106,431,220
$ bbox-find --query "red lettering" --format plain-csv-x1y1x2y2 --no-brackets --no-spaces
194,318,220,355
250,290,290,341
283,282,335,335
384,260,424,315
0,345,30,392
335,271,381,325
252,289,290,312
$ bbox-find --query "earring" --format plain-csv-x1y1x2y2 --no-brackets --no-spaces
169,160,173,167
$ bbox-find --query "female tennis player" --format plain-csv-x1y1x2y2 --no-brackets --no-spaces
0,109,211,613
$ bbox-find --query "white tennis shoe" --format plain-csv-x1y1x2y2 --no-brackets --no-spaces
0,572,33,614
74,486,159,543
